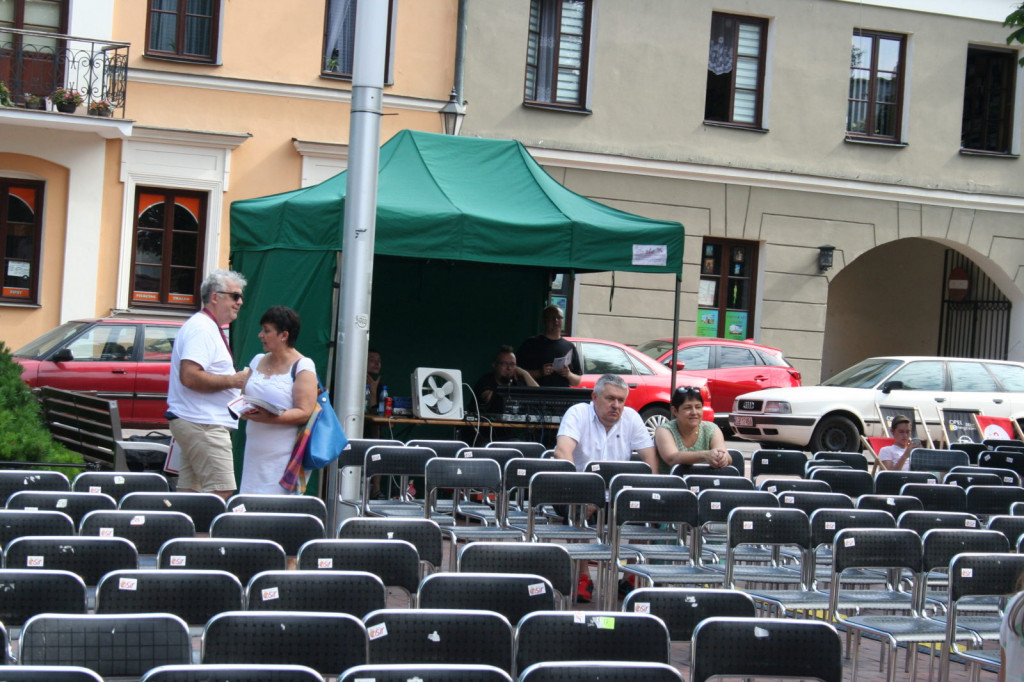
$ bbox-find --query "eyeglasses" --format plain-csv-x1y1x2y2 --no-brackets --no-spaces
674,386,701,398
217,291,243,302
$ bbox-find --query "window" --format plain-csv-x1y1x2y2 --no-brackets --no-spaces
961,46,1017,154
675,345,711,371
719,346,757,369
66,324,137,361
949,362,998,393
889,361,945,391
848,30,906,141
0,179,44,304
524,0,592,110
146,0,220,63
142,324,178,361
705,13,768,128
130,188,207,309
986,363,1024,391
581,342,634,375
322,0,394,79
0,0,68,100
697,238,758,339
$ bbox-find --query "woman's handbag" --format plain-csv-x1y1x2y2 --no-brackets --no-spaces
280,380,348,493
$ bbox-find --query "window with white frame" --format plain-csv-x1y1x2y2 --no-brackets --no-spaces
705,12,768,128
524,0,592,110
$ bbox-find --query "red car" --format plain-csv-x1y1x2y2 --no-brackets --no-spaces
566,337,715,436
635,337,802,427
13,317,188,428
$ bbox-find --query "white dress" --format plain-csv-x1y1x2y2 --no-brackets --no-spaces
239,354,316,494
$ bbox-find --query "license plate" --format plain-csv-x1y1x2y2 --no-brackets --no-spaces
734,416,753,427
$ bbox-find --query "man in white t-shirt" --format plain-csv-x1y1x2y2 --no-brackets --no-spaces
167,269,252,499
554,374,658,472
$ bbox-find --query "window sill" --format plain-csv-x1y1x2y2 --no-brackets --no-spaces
0,300,40,309
959,148,1019,159
844,136,907,148
144,53,220,66
703,121,768,133
522,101,592,115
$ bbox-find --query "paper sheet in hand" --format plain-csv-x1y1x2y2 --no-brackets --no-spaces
227,395,285,417
552,349,573,371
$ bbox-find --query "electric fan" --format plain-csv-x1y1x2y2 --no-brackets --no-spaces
410,367,464,420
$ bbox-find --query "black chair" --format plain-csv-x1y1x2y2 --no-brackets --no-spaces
749,449,806,481
874,470,937,495
807,508,897,587
670,464,741,478
814,450,870,471
857,494,923,516
695,488,778,562
210,512,325,556
6,490,116,524
721,506,809,588
417,571,555,624
0,568,87,630
364,608,513,673
503,458,575,529
583,459,651,487
518,661,683,682
142,664,325,682
897,510,982,535
759,478,830,494
158,537,286,586
119,491,227,534
246,569,386,618
951,464,1022,486
979,449,1024,478
20,613,191,678
202,611,368,677
909,448,970,473
339,438,403,468
0,666,103,681
72,471,169,501
0,470,70,504
0,509,75,548
339,516,444,574
983,438,1024,450
900,482,968,512
296,539,421,604
809,468,874,498
406,438,468,459
607,473,689,549
5,535,137,585
1015,501,1024,516
682,474,754,492
947,442,987,464
457,446,523,471
690,617,842,682
96,568,244,628
622,587,755,642
966,484,1024,517
942,471,1003,488
920,527,1009,603
79,509,195,558
487,441,547,458
360,445,436,517
225,494,329,525
776,490,854,515
986,514,1024,548
341,664,512,682
457,541,573,606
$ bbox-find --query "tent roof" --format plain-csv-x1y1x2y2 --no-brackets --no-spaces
230,129,683,273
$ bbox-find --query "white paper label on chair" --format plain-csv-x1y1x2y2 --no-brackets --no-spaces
825,521,835,530
427,630,441,642
456,469,462,475
743,521,753,530
386,532,395,539
844,538,855,547
711,502,721,510
754,626,770,638
784,496,794,504
690,486,699,493
231,504,246,513
371,454,381,461
1008,457,1015,463
767,486,777,493
24,507,37,511
574,611,586,624
119,578,138,591
162,499,172,508
89,486,101,494
26,556,43,567
262,587,279,601
114,476,125,485
961,568,973,578
592,465,600,471
651,492,660,500
56,499,67,508
886,497,896,505
761,458,768,464
464,453,473,457
99,527,114,537
169,555,186,566
713,480,721,487
130,516,145,526
965,519,976,527
318,558,333,569
630,501,640,509
517,469,526,476
528,582,546,596
1006,477,1015,483
368,623,388,640
633,602,650,613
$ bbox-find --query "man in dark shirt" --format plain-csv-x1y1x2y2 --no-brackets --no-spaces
517,304,583,387
474,345,538,413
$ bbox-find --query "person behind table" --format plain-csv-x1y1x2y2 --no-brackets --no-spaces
167,269,252,499
878,414,916,471
474,345,538,413
1000,572,1024,682
654,386,731,474
366,348,383,411
238,306,317,494
517,304,582,387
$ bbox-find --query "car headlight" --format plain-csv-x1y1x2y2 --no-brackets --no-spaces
763,401,791,414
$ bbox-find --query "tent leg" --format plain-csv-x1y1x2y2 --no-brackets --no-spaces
670,274,681,395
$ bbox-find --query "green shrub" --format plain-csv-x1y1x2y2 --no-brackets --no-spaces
0,341,85,469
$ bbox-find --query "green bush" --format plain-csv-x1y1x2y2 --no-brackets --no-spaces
0,341,84,469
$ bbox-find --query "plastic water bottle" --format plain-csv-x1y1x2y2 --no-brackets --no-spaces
364,383,370,411
378,385,389,416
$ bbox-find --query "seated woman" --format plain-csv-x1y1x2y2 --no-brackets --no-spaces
654,386,731,474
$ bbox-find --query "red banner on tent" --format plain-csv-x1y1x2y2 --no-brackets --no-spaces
974,415,1017,441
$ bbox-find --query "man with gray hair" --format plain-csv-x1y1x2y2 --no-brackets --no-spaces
553,374,657,472
167,268,252,499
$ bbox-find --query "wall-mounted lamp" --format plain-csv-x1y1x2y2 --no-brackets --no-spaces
818,245,835,273
439,89,466,136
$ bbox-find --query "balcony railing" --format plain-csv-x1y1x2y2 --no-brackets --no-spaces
1,28,129,117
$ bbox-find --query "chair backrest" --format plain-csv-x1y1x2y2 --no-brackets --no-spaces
611,488,699,532
119,491,227,533
856,494,923,516
607,473,686,503
966,484,1024,516
985,514,1024,548
951,465,1022,486
983,438,1024,449
0,470,70,504
514,611,671,673
671,464,741,478
79,509,195,555
225,494,329,525
873,470,938,495
424,457,502,520
21,613,190,677
809,508,896,551
4,535,137,585
979,449,1024,477
405,439,469,459
503,458,575,493
0,666,104,681
947,552,1024,603
897,510,982,534
724,507,810,586
909,448,969,473
72,471,169,501
921,528,1009,572
518,661,683,682
202,611,368,676
246,569,386,618
296,539,421,596
831,527,922,575
341,663,512,682
759,478,831,494
142,663,325,682
417,572,556,624
364,608,513,673
622,587,755,642
749,449,807,480
338,517,443,572
696,489,778,524
158,537,286,585
210,512,325,556
942,471,1004,488
900,482,967,512
805,460,851,474
682,475,754,493
947,442,987,464
6,490,116,524
457,541,572,598
0,509,74,548
583,460,651,487
0,568,86,627
813,451,869,471
458,447,522,471
487,441,547,458
339,438,403,467
776,491,854,515
690,617,842,682
361,445,437,514
808,469,874,497
96,568,243,626
527,472,606,537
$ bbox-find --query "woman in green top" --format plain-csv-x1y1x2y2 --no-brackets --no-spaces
654,386,731,474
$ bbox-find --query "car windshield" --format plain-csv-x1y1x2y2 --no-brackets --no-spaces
822,358,903,388
635,340,673,360
13,321,92,359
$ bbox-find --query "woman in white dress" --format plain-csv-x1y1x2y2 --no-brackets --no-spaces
239,306,317,494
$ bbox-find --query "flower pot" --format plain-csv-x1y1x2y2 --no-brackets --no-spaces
25,100,45,110
89,109,112,117
55,102,77,113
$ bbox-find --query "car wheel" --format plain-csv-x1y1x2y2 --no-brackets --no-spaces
640,405,671,440
811,415,860,452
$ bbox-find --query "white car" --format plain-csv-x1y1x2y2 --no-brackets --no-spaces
728,356,1024,452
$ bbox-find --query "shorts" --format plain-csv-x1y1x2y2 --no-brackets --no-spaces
169,419,237,493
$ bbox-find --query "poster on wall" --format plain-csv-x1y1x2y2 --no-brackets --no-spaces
724,311,748,339
696,309,718,337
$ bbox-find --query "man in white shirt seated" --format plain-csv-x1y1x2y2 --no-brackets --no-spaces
554,373,658,472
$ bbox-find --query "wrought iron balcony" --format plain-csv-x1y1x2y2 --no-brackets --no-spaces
1,28,129,117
